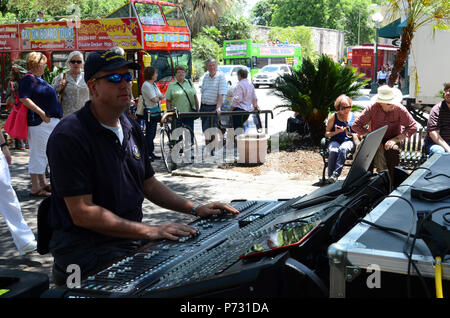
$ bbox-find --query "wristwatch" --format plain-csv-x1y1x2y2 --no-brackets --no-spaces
190,203,201,216
0,142,8,150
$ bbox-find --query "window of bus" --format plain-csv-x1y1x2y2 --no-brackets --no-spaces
106,3,135,18
135,2,165,26
170,50,192,79
124,50,140,98
160,5,187,27
146,51,173,82
254,57,269,69
270,57,287,64
51,52,70,71
225,58,251,69
254,57,288,69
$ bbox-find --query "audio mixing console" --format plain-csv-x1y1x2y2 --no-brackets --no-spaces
48,172,390,298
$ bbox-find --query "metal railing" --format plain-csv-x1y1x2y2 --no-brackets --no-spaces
160,109,274,132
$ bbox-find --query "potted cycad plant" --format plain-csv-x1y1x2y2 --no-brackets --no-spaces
273,54,368,145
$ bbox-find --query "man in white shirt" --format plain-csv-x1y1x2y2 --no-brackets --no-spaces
200,59,227,146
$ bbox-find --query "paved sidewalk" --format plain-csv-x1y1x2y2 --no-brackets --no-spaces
0,149,319,289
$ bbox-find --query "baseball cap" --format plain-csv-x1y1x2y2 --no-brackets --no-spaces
84,50,140,82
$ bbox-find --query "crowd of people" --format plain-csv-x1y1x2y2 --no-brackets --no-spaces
1,47,449,286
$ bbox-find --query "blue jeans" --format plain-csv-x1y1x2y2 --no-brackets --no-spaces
328,140,354,177
200,104,218,132
232,108,250,131
145,115,161,155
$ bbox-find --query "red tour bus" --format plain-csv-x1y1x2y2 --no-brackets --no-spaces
347,43,398,82
0,0,191,106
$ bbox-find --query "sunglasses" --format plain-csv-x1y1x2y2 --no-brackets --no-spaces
92,72,133,83
70,60,82,64
340,106,352,110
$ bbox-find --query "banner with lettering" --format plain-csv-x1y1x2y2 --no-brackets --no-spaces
0,25,20,51
77,18,142,50
19,18,143,51
20,21,76,51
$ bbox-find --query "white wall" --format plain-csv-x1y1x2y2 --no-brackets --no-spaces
251,25,346,61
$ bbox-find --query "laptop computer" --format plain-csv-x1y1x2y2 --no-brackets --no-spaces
291,125,388,209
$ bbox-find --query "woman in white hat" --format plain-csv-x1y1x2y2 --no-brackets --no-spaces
352,85,417,186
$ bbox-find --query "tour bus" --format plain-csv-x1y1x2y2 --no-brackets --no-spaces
0,0,191,105
347,43,398,83
222,39,302,78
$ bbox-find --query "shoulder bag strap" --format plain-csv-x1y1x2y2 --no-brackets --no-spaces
176,81,194,111
60,72,67,93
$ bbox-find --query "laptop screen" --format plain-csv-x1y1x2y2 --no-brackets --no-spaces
290,125,387,209
341,125,387,189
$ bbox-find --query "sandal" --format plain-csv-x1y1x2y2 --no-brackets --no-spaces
29,189,51,197
42,184,51,192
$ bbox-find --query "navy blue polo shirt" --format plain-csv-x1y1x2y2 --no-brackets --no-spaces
46,101,155,232
19,74,63,126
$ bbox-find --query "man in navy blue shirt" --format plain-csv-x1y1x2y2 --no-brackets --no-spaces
46,50,239,285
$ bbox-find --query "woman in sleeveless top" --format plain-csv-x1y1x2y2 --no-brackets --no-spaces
140,66,163,161
324,94,359,184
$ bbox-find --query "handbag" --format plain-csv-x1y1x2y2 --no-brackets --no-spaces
141,83,162,121
58,72,67,104
176,81,199,120
136,95,145,116
3,96,28,140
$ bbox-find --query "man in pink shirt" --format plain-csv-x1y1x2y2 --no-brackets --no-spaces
225,68,260,130
352,85,417,185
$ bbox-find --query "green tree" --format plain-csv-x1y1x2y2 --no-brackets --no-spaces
270,0,328,28
250,0,277,26
2,0,127,22
216,13,252,46
258,0,380,46
386,0,450,87
327,0,376,45
173,0,237,37
268,26,315,59
273,55,368,145
191,34,221,61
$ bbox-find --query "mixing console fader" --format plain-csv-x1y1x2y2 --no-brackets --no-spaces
68,199,287,297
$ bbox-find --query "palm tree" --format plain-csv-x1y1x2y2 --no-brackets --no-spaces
386,0,450,87
175,0,236,37
273,54,368,145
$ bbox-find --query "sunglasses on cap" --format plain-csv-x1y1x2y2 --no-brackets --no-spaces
70,60,82,64
91,72,133,83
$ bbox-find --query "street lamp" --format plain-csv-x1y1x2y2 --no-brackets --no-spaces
370,12,384,94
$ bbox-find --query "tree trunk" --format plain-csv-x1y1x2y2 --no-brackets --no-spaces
388,23,414,88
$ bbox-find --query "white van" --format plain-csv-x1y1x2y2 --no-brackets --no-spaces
252,64,292,88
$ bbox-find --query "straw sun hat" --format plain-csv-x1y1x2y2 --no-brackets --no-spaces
370,85,403,107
